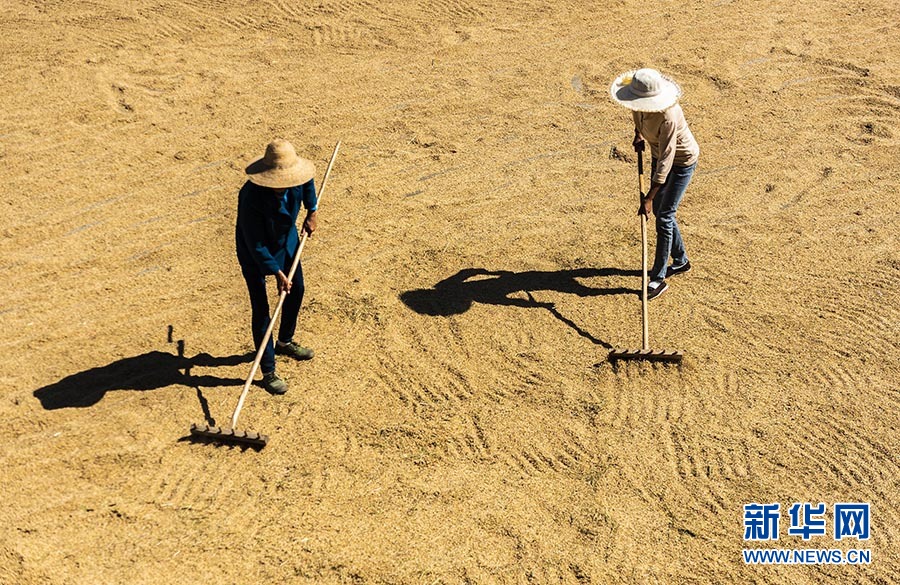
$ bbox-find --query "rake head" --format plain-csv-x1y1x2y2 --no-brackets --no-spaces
189,423,269,448
608,348,684,363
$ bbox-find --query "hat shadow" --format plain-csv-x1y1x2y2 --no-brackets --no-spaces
33,345,252,411
399,267,639,348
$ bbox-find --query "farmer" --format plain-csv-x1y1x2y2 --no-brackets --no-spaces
236,139,318,394
610,68,700,300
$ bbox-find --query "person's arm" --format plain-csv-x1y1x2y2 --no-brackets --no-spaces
638,119,675,215
632,110,645,150
301,179,318,236
632,112,650,214
652,118,676,186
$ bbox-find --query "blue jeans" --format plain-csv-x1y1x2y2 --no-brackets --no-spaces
650,160,696,282
242,259,304,374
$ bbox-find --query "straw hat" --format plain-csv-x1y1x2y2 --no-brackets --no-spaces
245,139,316,188
610,68,682,112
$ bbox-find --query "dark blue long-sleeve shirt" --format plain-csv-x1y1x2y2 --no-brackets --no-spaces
235,179,317,275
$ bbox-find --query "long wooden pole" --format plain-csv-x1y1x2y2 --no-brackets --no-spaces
637,148,649,350
230,141,341,429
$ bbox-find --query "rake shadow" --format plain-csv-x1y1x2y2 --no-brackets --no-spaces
33,349,252,410
400,267,639,348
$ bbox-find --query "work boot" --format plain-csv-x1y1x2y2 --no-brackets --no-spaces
261,371,288,395
275,340,315,361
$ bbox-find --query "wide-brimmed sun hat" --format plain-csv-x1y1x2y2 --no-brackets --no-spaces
245,139,316,188
610,68,682,112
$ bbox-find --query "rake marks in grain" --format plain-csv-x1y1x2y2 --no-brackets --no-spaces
419,0,484,19
374,350,474,414
667,427,753,482
780,416,900,530
501,431,598,478
145,456,236,515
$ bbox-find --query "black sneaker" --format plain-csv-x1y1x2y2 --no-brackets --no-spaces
262,371,288,395
666,261,692,278
646,280,668,301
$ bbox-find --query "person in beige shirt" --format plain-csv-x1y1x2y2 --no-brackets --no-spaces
611,68,700,300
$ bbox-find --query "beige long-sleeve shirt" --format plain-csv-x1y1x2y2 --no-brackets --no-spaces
633,104,700,184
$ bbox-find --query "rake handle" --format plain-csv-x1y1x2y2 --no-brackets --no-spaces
637,148,649,350
231,141,341,429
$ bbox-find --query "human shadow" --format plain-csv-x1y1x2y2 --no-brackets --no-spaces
400,267,639,348
33,348,252,410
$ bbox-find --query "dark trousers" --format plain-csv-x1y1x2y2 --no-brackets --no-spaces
243,260,304,374
650,159,696,282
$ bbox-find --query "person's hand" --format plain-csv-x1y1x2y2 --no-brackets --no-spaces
276,270,292,294
302,211,318,237
632,133,645,152
638,196,653,216
638,183,660,216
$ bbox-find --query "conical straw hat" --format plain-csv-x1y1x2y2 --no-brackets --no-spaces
245,139,316,188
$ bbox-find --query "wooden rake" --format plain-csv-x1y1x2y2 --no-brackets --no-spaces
190,141,341,447
608,145,683,364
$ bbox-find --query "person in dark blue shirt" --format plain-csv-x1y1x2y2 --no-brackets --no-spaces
236,139,318,395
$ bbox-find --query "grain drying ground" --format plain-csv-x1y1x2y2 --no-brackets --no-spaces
1,1,898,583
